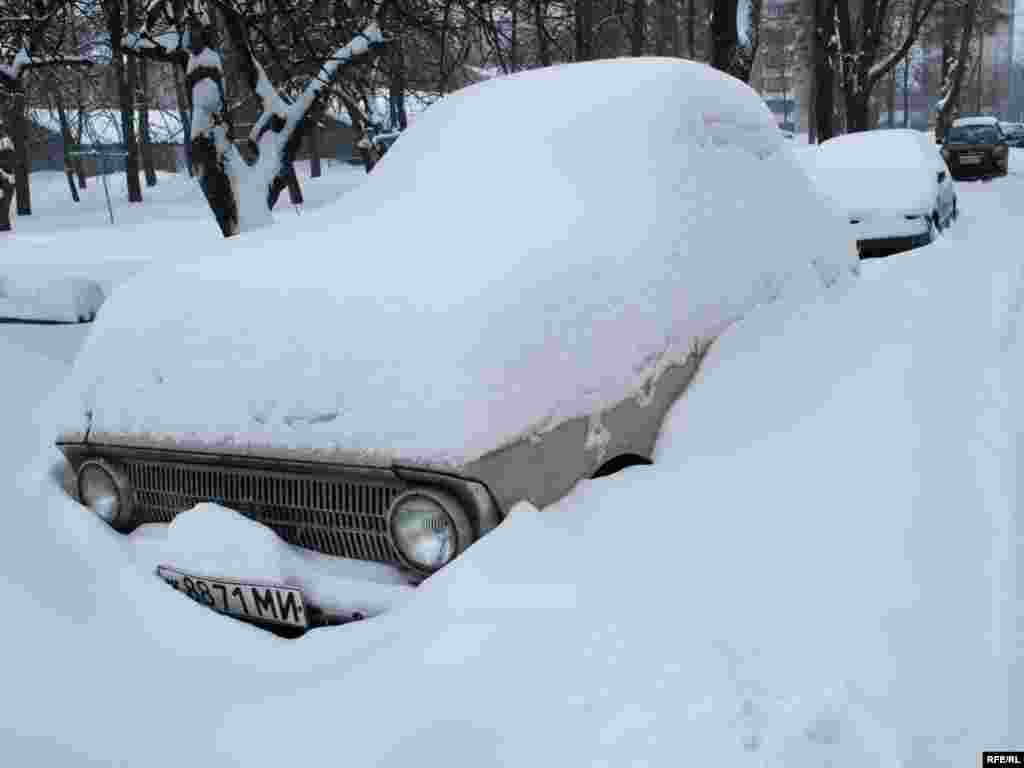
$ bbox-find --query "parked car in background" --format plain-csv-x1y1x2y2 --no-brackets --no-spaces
56,58,854,634
999,121,1024,148
942,116,1010,178
809,129,957,259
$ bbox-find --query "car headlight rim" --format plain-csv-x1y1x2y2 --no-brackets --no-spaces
76,458,134,529
387,487,474,574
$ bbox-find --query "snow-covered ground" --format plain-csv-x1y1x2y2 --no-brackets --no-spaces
1,149,1021,765
1,161,367,316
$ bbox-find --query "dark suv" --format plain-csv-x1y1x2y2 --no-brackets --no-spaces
941,117,1010,179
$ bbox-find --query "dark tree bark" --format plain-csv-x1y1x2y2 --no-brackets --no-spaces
886,66,896,126
53,92,81,202
687,0,696,58
108,0,144,202
631,0,647,56
576,0,594,60
173,62,193,176
535,0,552,65
75,107,87,187
813,0,836,141
10,83,31,215
139,58,158,187
0,141,13,231
309,118,322,178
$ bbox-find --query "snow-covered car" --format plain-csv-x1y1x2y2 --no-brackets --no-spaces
942,115,1010,178
810,129,957,258
56,58,854,632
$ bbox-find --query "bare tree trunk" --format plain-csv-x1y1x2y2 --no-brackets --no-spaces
632,0,647,55
576,0,594,60
53,93,81,203
10,84,31,216
813,0,836,141
535,0,552,65
975,24,984,113
887,66,896,126
389,38,407,130
110,0,144,202
0,144,13,231
903,50,910,127
139,58,158,187
309,119,322,178
173,63,193,177
687,0,696,58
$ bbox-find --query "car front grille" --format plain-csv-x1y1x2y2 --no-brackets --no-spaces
123,460,405,565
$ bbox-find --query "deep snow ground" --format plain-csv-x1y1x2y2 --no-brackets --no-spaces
1,154,1022,765
3,161,367,299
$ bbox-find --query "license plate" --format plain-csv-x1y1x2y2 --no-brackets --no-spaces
156,565,308,629
960,155,981,165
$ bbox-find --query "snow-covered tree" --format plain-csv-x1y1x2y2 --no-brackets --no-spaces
833,0,940,132
1,1,91,230
126,0,390,237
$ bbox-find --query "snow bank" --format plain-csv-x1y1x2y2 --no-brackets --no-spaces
61,58,855,467
0,274,104,322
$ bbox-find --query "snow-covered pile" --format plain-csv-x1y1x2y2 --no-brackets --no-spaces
59,58,855,467
149,503,414,618
0,273,104,322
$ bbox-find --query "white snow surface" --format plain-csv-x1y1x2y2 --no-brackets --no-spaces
0,136,1022,768
59,58,856,468
810,129,940,217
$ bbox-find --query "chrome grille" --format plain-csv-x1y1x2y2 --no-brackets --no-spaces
123,460,404,565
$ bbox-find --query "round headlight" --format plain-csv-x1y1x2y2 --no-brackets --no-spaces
77,459,133,529
388,489,474,573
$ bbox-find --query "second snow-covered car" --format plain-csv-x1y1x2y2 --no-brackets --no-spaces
56,58,855,632
810,129,957,258
942,116,1010,179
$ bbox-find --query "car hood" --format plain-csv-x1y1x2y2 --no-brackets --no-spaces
58,59,853,470
811,166,935,220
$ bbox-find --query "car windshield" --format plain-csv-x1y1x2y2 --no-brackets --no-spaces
947,125,1000,143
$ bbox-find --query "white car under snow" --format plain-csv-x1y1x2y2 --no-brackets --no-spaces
810,129,958,258
56,57,855,632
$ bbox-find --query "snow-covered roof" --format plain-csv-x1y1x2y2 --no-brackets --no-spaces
30,108,185,146
61,57,855,468
952,115,1000,128
810,129,939,216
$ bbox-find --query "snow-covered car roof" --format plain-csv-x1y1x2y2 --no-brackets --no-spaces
952,115,1000,128
60,58,854,469
809,129,939,216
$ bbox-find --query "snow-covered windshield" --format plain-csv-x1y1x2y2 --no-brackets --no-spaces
947,125,1000,144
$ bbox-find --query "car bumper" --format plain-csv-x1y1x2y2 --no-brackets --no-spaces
947,154,1006,176
856,230,933,258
